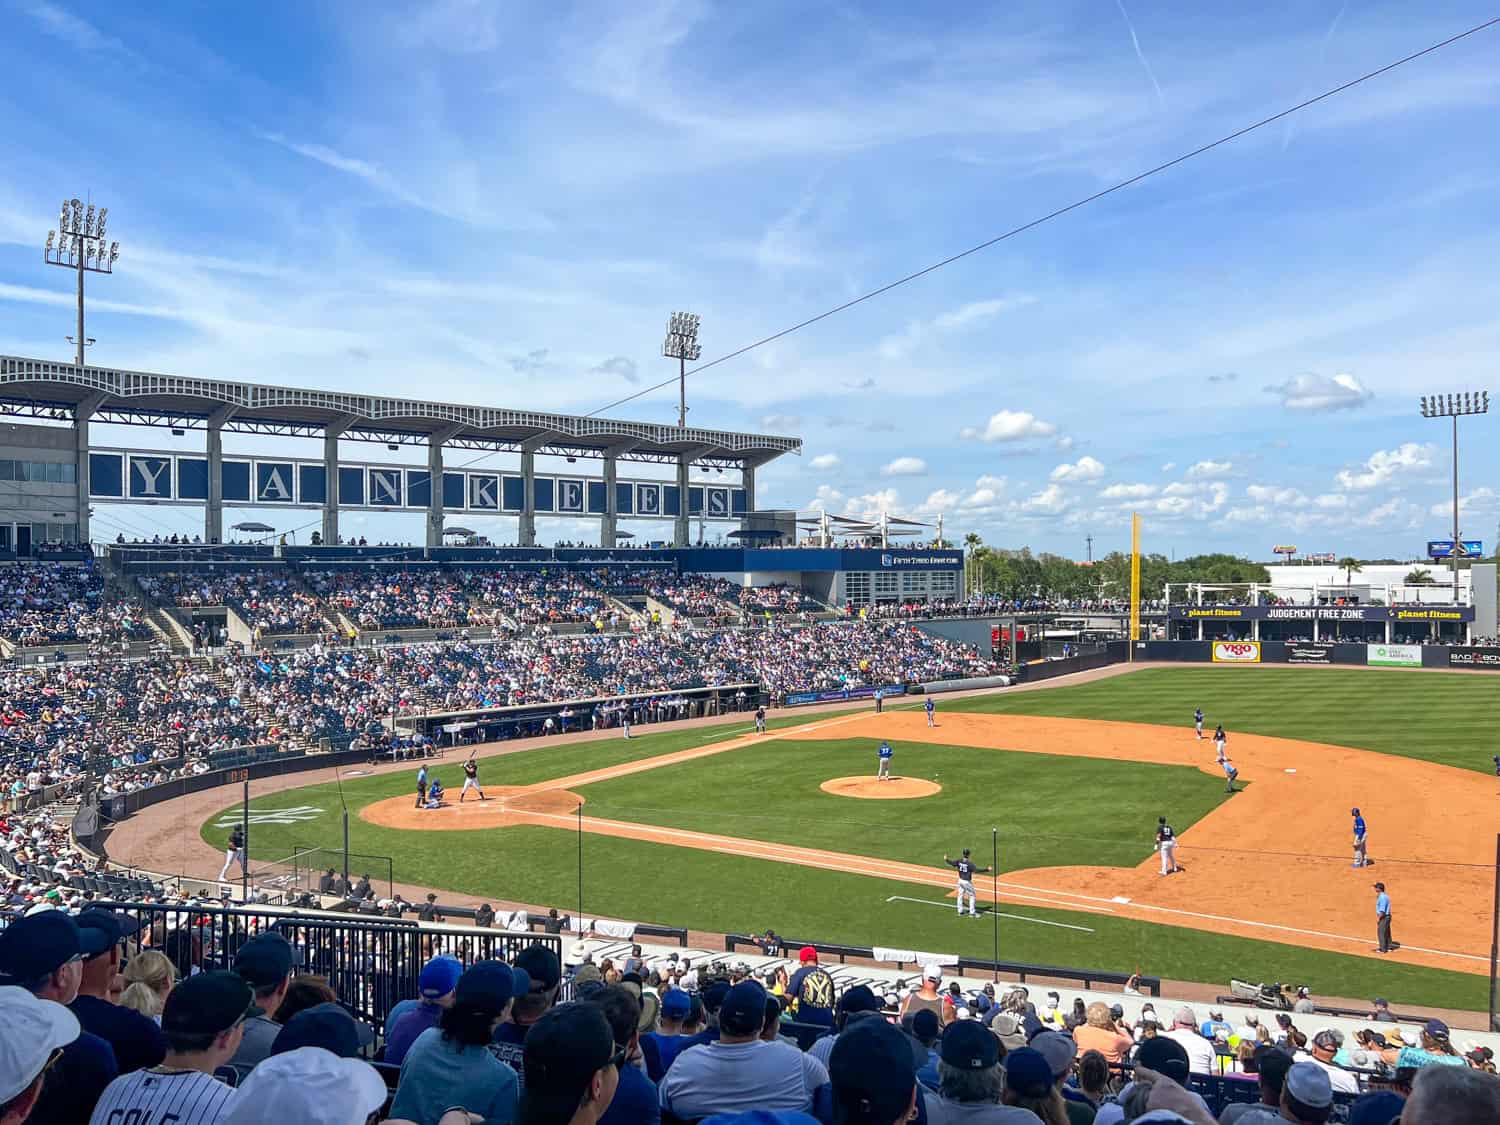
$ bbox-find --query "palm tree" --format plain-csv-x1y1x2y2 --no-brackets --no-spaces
963,533,983,596
1404,567,1435,586
1338,557,1363,585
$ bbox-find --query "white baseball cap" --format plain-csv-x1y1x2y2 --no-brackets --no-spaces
220,1045,387,1125
923,964,942,981
0,986,81,1103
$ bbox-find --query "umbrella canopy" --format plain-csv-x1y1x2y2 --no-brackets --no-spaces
443,526,476,537
727,528,782,540
614,531,636,540
231,521,276,533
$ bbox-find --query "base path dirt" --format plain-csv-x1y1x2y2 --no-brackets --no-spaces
819,776,943,799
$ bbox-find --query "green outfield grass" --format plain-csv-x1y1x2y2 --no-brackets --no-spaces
933,666,1495,769
199,668,1494,1010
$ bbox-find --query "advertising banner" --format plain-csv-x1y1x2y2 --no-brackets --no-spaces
1427,540,1484,560
1211,641,1261,664
1169,605,1473,623
1286,643,1335,665
1367,643,1422,668
784,684,907,707
1449,647,1500,669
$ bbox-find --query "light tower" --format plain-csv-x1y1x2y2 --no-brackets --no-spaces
1419,391,1489,601
45,198,120,366
661,311,701,429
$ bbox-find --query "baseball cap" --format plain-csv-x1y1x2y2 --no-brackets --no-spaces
1135,1035,1190,1085
661,988,691,1019
1424,1018,1450,1039
719,980,768,1036
1001,1047,1053,1099
1031,1030,1076,1077
911,1009,940,1041
1312,1029,1343,1051
232,932,294,990
1373,882,1385,891
838,985,882,1016
271,1002,373,1058
799,946,818,963
0,909,82,983
940,1019,999,1070
989,1011,1027,1051
0,985,81,1103
1173,1005,1196,1027
221,1045,387,1125
829,1015,917,1125
455,960,530,1015
1347,1092,1407,1125
1284,1061,1333,1109
521,1003,617,1125
702,979,732,1013
922,963,942,982
514,944,562,993
74,908,142,958
418,955,463,1000
163,971,255,1037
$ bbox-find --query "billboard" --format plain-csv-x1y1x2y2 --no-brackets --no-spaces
1449,647,1500,669
1169,605,1473,623
1427,540,1484,559
1367,643,1422,668
1211,640,1261,664
1285,643,1335,665
1272,545,1297,556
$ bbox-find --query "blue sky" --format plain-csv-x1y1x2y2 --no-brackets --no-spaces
1,1,1498,557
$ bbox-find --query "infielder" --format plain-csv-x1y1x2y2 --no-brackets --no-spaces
755,705,767,734
925,697,936,727
943,848,991,916
415,763,429,809
1351,807,1368,868
1194,708,1204,740
1156,816,1181,875
876,740,894,780
220,823,247,881
1212,724,1227,760
460,752,486,803
1216,745,1238,793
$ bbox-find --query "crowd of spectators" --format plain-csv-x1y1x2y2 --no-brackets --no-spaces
0,563,152,647
739,582,819,615
305,569,473,630
460,570,616,628
138,569,327,635
645,574,739,620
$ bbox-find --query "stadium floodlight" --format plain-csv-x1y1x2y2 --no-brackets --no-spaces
1419,390,1490,605
661,310,702,428
44,195,121,366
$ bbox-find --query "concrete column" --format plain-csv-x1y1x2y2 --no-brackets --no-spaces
206,424,224,544
601,454,618,547
674,455,690,548
73,393,104,545
741,464,756,513
425,433,449,549
1312,618,1320,643
519,450,536,547
321,418,352,546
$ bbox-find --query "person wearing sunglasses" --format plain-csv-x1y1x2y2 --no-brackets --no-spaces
87,971,254,1125
0,985,83,1124
0,909,118,1124
520,1003,622,1125
582,985,657,1125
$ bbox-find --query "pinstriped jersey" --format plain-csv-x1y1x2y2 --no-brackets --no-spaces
87,1066,236,1125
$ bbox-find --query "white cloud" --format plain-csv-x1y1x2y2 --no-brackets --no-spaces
22,1,129,52
1335,442,1434,491
1245,484,1306,505
1101,482,1157,500
1053,436,1075,452
879,295,1034,359
922,489,961,512
1186,459,1234,479
843,488,902,520
959,410,1058,443
1021,484,1071,514
964,487,1000,507
975,474,1007,491
808,453,841,471
1050,455,1105,483
1430,486,1498,518
1266,372,1374,412
1160,462,1177,473
807,484,844,511
760,413,803,431
881,456,928,477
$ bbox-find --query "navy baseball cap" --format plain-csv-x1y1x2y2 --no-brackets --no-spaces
829,1016,916,1125
0,909,82,983
513,944,562,993
719,980,768,1036
232,932,294,990
838,985,882,1016
702,979,732,1013
940,1019,999,1070
911,1008,940,1041
521,1003,616,1125
1135,1035,1190,1085
272,1002,373,1058
455,960,530,1015
1003,1047,1054,1098
163,971,255,1037
75,908,142,958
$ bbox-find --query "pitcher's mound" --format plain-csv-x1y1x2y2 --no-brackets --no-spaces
820,776,942,800
362,785,583,831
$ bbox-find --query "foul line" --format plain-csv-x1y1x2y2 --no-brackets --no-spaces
885,896,1096,933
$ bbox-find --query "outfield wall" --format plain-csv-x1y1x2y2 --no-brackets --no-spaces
1136,640,1500,670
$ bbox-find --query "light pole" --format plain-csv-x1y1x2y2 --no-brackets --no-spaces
45,198,120,366
1420,392,1489,605
661,311,701,429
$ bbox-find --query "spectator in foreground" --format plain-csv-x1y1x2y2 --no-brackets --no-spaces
385,956,462,1067
0,910,118,1125
641,988,691,1082
228,932,296,1071
0,985,84,1125
659,980,828,1119
1402,1064,1500,1122
492,944,564,1087
828,1016,918,1125
1219,1046,1293,1124
586,985,658,1125
1162,1006,1215,1075
519,1003,620,1125
808,984,884,1067
220,1045,388,1125
119,949,175,1021
924,1019,1038,1125
999,1046,1069,1125
88,971,252,1125
71,909,168,1072
1279,1062,1333,1125
1029,1031,1090,1125
390,960,529,1125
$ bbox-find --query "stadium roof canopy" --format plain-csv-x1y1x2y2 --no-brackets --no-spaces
0,355,801,468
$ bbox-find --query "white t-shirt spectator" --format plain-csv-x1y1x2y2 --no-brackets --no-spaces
1304,1055,1360,1095
1163,1026,1217,1075
88,1067,236,1125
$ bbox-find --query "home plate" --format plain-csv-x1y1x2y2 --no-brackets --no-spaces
1111,896,1132,904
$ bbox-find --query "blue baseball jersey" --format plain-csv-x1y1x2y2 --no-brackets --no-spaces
878,742,893,760
1353,814,1366,837
1194,710,1203,725
925,699,935,712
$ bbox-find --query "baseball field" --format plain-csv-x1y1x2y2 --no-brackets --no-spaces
177,665,1498,1011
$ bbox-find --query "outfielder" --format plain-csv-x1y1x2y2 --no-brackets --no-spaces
943,848,991,916
1216,745,1238,793
1156,816,1181,875
460,752,486,802
876,740,893,780
1194,708,1204,740
1351,807,1368,868
220,823,247,881
925,697,936,727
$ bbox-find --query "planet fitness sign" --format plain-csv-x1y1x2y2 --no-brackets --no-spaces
1211,641,1260,664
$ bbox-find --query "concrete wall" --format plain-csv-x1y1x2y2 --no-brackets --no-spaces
0,422,81,545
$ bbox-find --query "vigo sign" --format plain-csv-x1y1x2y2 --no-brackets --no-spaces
1211,641,1261,664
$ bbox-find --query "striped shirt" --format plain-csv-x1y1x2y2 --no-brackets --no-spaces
88,1066,235,1125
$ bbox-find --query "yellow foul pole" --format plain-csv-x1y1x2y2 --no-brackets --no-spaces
1129,512,1142,656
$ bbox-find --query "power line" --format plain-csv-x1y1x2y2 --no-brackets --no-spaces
586,16,1500,420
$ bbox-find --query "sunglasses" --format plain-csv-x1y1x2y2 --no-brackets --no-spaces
608,1046,629,1070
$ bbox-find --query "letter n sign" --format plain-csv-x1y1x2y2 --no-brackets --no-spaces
368,469,402,507
128,456,173,499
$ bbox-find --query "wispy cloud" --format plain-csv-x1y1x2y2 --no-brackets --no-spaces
1113,0,1164,107
21,1,130,54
